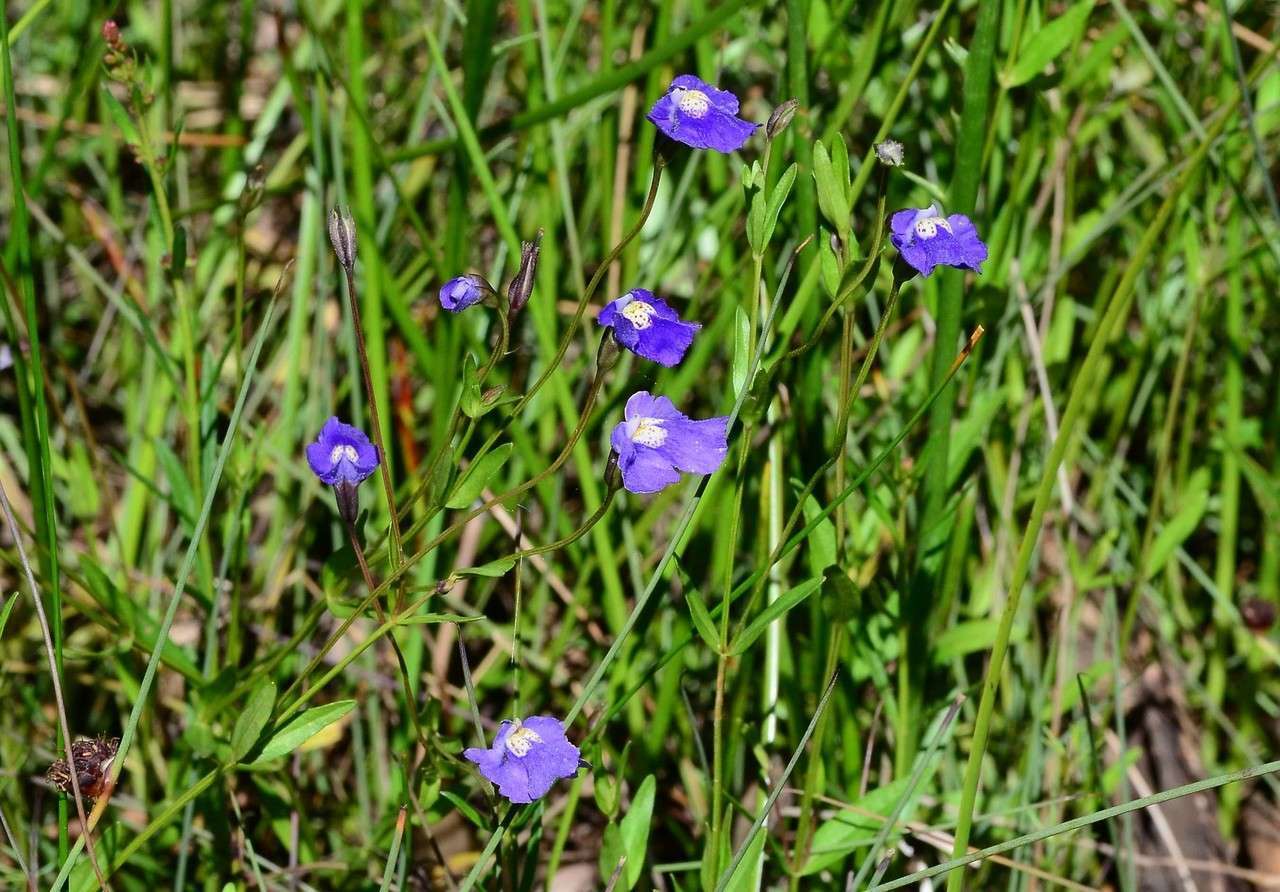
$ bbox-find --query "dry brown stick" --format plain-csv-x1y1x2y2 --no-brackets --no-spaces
0,480,111,890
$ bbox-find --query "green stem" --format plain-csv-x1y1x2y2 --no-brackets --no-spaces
344,265,405,571
390,0,752,163
945,90,1248,891
345,522,430,752
886,759,1280,892
905,0,999,773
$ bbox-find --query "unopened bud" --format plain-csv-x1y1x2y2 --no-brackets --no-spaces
766,99,799,140
333,480,360,525
328,207,358,271
506,230,542,316
595,328,622,373
604,451,623,492
874,139,904,167
101,20,121,46
239,165,266,216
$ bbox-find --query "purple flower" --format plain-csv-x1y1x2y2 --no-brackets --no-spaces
646,75,758,154
610,391,729,494
305,417,380,486
889,204,988,278
440,274,491,312
464,716,582,804
598,289,700,367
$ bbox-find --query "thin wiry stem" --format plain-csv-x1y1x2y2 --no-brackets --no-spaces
0,480,110,891
392,164,661,548
344,520,430,753
0,799,31,887
343,264,405,569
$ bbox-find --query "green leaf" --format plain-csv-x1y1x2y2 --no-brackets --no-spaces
619,775,656,889
685,587,721,652
731,577,823,656
933,620,1013,664
599,822,625,886
819,237,841,297
747,189,766,256
440,789,486,829
459,353,482,418
801,494,836,576
248,700,355,765
230,682,276,762
100,86,141,146
730,306,750,397
801,779,911,875
396,612,482,624
453,555,516,578
0,593,19,639
720,827,765,892
1145,469,1210,580
154,439,196,524
763,163,798,248
446,444,513,509
1004,0,1092,87
812,138,850,231
322,544,362,619
831,134,851,223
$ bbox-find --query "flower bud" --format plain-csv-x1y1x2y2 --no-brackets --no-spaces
874,139,904,168
766,99,799,140
440,274,494,313
595,327,622,373
506,230,543,317
334,480,360,525
328,207,358,271
604,450,623,492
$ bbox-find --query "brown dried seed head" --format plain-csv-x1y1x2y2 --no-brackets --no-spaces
46,736,120,800
328,207,358,271
766,99,799,140
1241,597,1276,633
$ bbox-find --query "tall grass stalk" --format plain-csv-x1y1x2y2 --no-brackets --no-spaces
945,85,1253,891
904,0,1000,772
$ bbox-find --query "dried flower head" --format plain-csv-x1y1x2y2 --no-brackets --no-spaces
327,207,358,271
507,231,543,316
647,75,759,154
1241,597,1276,633
598,289,700,367
46,736,119,800
464,716,582,803
874,139,905,167
610,392,729,494
766,99,799,140
889,204,988,278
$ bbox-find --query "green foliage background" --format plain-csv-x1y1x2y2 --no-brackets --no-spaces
1,0,1279,889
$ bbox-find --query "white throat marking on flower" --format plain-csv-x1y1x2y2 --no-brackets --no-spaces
620,299,656,330
329,444,360,466
630,417,668,448
675,88,711,119
912,205,953,240
504,723,543,757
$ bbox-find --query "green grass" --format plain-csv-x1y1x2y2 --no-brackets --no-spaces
2,1,1279,890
